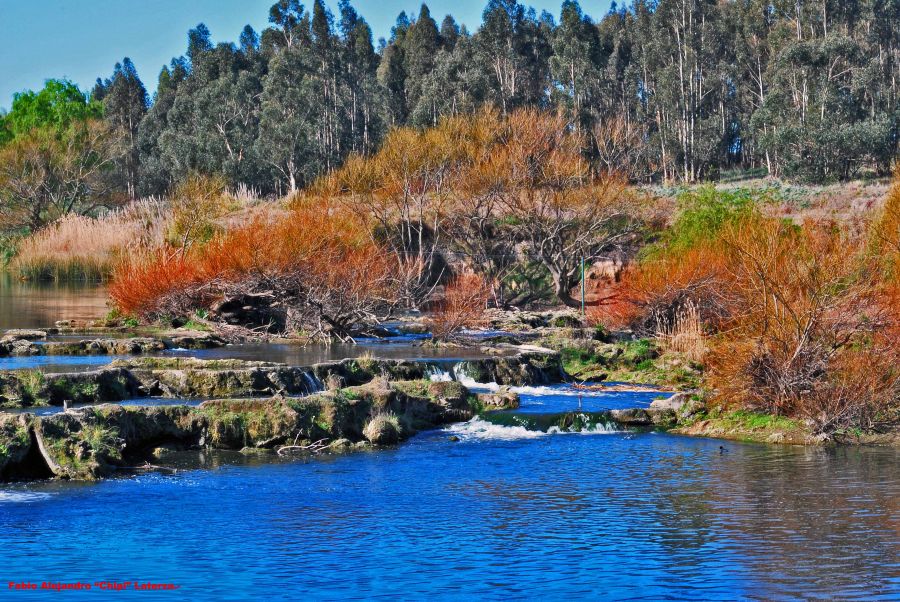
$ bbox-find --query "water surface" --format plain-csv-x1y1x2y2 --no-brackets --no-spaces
1,387,897,600
0,274,108,329
0,341,507,374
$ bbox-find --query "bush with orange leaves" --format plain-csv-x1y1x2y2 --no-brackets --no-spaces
705,215,899,433
589,186,749,333
110,200,401,341
426,274,491,341
323,107,642,308
592,180,900,434
871,166,900,276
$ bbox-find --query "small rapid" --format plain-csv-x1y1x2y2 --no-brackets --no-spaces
446,415,623,441
427,360,670,438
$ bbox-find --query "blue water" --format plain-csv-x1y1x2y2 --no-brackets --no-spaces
1,386,898,600
0,355,134,372
503,383,664,412
0,342,505,374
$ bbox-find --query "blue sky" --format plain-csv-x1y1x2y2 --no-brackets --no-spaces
0,0,614,111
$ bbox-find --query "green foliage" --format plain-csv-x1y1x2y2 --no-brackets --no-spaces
2,79,102,141
655,186,759,256
79,424,123,462
685,408,801,435
180,320,211,332
17,370,46,405
0,232,22,266
552,337,701,389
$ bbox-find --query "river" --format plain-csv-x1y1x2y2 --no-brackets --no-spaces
1,280,898,599
1,387,897,600
0,274,109,330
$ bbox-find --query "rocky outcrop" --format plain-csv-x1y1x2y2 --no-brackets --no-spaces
477,387,520,411
42,338,167,355
454,346,564,386
165,332,227,349
0,368,145,408
0,339,42,356
0,379,480,481
482,309,584,331
649,391,695,411
0,346,560,409
1,329,48,342
0,327,227,358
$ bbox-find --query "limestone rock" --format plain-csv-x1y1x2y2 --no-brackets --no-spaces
650,392,692,411
1,329,48,342
477,387,520,411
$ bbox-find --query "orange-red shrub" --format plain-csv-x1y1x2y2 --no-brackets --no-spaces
588,241,732,333
426,274,490,341
590,195,900,433
110,201,401,340
109,249,200,317
705,217,898,432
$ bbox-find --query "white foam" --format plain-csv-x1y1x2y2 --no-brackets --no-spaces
547,422,623,435
510,384,642,397
0,491,52,503
446,417,546,441
426,365,454,382
456,375,500,392
446,417,625,440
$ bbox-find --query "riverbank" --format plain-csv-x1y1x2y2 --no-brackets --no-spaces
0,377,518,480
1,318,898,484
535,330,900,448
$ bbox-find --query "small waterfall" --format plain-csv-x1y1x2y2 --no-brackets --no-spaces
547,414,621,434
452,362,500,391
425,362,499,390
425,363,453,382
478,411,623,435
301,371,324,394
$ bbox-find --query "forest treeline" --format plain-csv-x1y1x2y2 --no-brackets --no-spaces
1,0,899,230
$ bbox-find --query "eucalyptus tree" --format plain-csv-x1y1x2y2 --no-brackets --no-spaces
94,58,148,198
550,0,605,132
411,29,490,126
403,4,441,121
474,0,552,114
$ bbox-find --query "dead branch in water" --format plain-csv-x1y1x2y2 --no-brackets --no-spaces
277,439,329,456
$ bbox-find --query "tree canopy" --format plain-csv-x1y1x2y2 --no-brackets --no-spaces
2,0,899,216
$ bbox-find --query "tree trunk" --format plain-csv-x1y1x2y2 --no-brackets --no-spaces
552,271,581,308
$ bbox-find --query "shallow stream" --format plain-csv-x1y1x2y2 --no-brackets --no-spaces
1,383,898,599
1,280,897,599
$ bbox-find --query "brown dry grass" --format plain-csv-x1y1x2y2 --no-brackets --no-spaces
11,199,169,280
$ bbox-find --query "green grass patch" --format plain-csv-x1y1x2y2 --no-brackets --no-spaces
718,410,800,432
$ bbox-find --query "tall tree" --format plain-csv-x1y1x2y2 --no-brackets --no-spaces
404,4,441,123
96,58,148,198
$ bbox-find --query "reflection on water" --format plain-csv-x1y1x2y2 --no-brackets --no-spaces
0,342,507,374
0,429,896,599
0,273,108,329
173,342,508,364
0,354,134,373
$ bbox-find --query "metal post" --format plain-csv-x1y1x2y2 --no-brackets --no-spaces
580,256,586,316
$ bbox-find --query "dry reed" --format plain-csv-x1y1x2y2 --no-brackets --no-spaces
654,300,705,362
12,198,170,281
